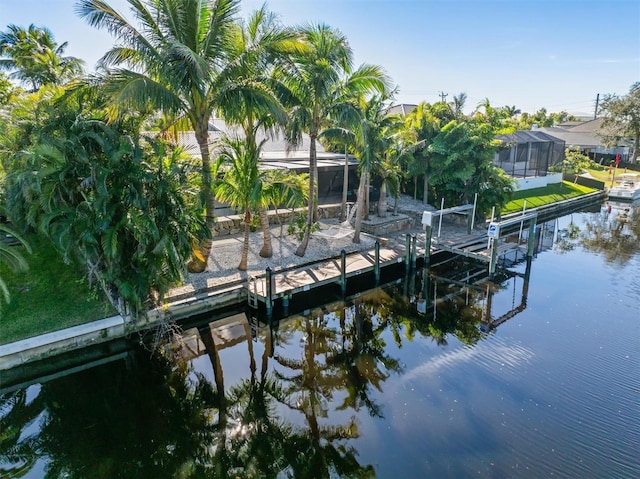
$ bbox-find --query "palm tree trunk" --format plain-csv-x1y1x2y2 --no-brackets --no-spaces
188,124,215,273
259,206,272,258
353,171,367,243
239,210,251,270
423,171,429,205
296,133,318,257
413,176,417,200
364,173,370,220
378,180,387,217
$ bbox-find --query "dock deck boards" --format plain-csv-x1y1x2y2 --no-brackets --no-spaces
248,247,403,302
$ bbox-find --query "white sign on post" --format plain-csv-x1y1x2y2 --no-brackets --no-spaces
422,211,433,227
487,222,500,238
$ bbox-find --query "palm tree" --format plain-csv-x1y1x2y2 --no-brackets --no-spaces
76,0,242,272
218,5,300,258
277,23,390,256
0,24,84,91
450,92,467,119
349,95,398,242
214,137,265,270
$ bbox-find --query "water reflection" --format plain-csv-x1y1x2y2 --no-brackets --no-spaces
556,200,640,263
1,351,218,478
2,208,639,478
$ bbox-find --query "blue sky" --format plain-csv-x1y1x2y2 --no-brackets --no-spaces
1,0,638,116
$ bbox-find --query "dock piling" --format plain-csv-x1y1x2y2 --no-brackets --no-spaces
265,267,273,318
374,241,381,284
527,221,536,257
411,234,417,269
340,249,347,296
404,234,411,272
424,224,432,266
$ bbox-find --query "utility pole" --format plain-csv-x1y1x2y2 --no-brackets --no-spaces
438,91,448,103
594,93,600,119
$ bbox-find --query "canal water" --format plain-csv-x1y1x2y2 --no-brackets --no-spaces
1,205,639,478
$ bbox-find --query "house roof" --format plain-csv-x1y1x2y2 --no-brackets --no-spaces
536,127,601,149
169,118,354,175
174,118,332,160
496,130,565,144
563,117,604,133
386,103,418,116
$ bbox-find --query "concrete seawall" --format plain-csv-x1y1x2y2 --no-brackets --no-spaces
0,191,607,372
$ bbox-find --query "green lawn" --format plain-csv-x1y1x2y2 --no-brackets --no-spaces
0,237,115,345
502,181,598,215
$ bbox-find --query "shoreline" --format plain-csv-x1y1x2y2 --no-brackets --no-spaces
0,191,606,373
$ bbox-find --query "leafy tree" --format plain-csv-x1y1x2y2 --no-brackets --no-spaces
278,23,390,256
404,102,454,204
0,223,31,304
0,72,17,105
3,95,204,318
0,24,83,90
512,108,578,130
429,118,513,217
77,0,242,273
549,146,595,174
598,82,640,162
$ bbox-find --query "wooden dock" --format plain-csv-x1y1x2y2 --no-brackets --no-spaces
247,245,405,314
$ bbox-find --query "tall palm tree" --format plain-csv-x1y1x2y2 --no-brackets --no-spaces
218,5,300,258
349,95,397,242
0,24,84,91
277,23,390,257
76,0,241,272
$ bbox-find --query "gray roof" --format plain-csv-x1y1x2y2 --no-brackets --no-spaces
563,118,603,133
496,130,564,144
536,127,601,149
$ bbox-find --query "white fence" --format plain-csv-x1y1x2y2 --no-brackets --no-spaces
514,173,563,191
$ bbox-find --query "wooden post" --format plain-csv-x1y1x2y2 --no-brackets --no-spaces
405,234,411,272
424,224,432,266
265,267,273,319
411,234,417,269
340,249,347,296
374,241,380,285
527,220,536,257
437,197,445,237
470,193,478,231
488,237,498,276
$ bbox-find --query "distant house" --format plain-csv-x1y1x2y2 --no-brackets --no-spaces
494,130,565,178
537,118,632,163
386,103,418,116
174,119,358,215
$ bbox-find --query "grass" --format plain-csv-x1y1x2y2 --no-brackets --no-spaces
502,181,598,215
0,236,115,345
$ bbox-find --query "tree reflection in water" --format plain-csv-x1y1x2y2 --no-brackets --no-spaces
0,351,218,478
556,204,640,263
1,257,534,478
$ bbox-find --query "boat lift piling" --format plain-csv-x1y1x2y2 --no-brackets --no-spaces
487,212,538,276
